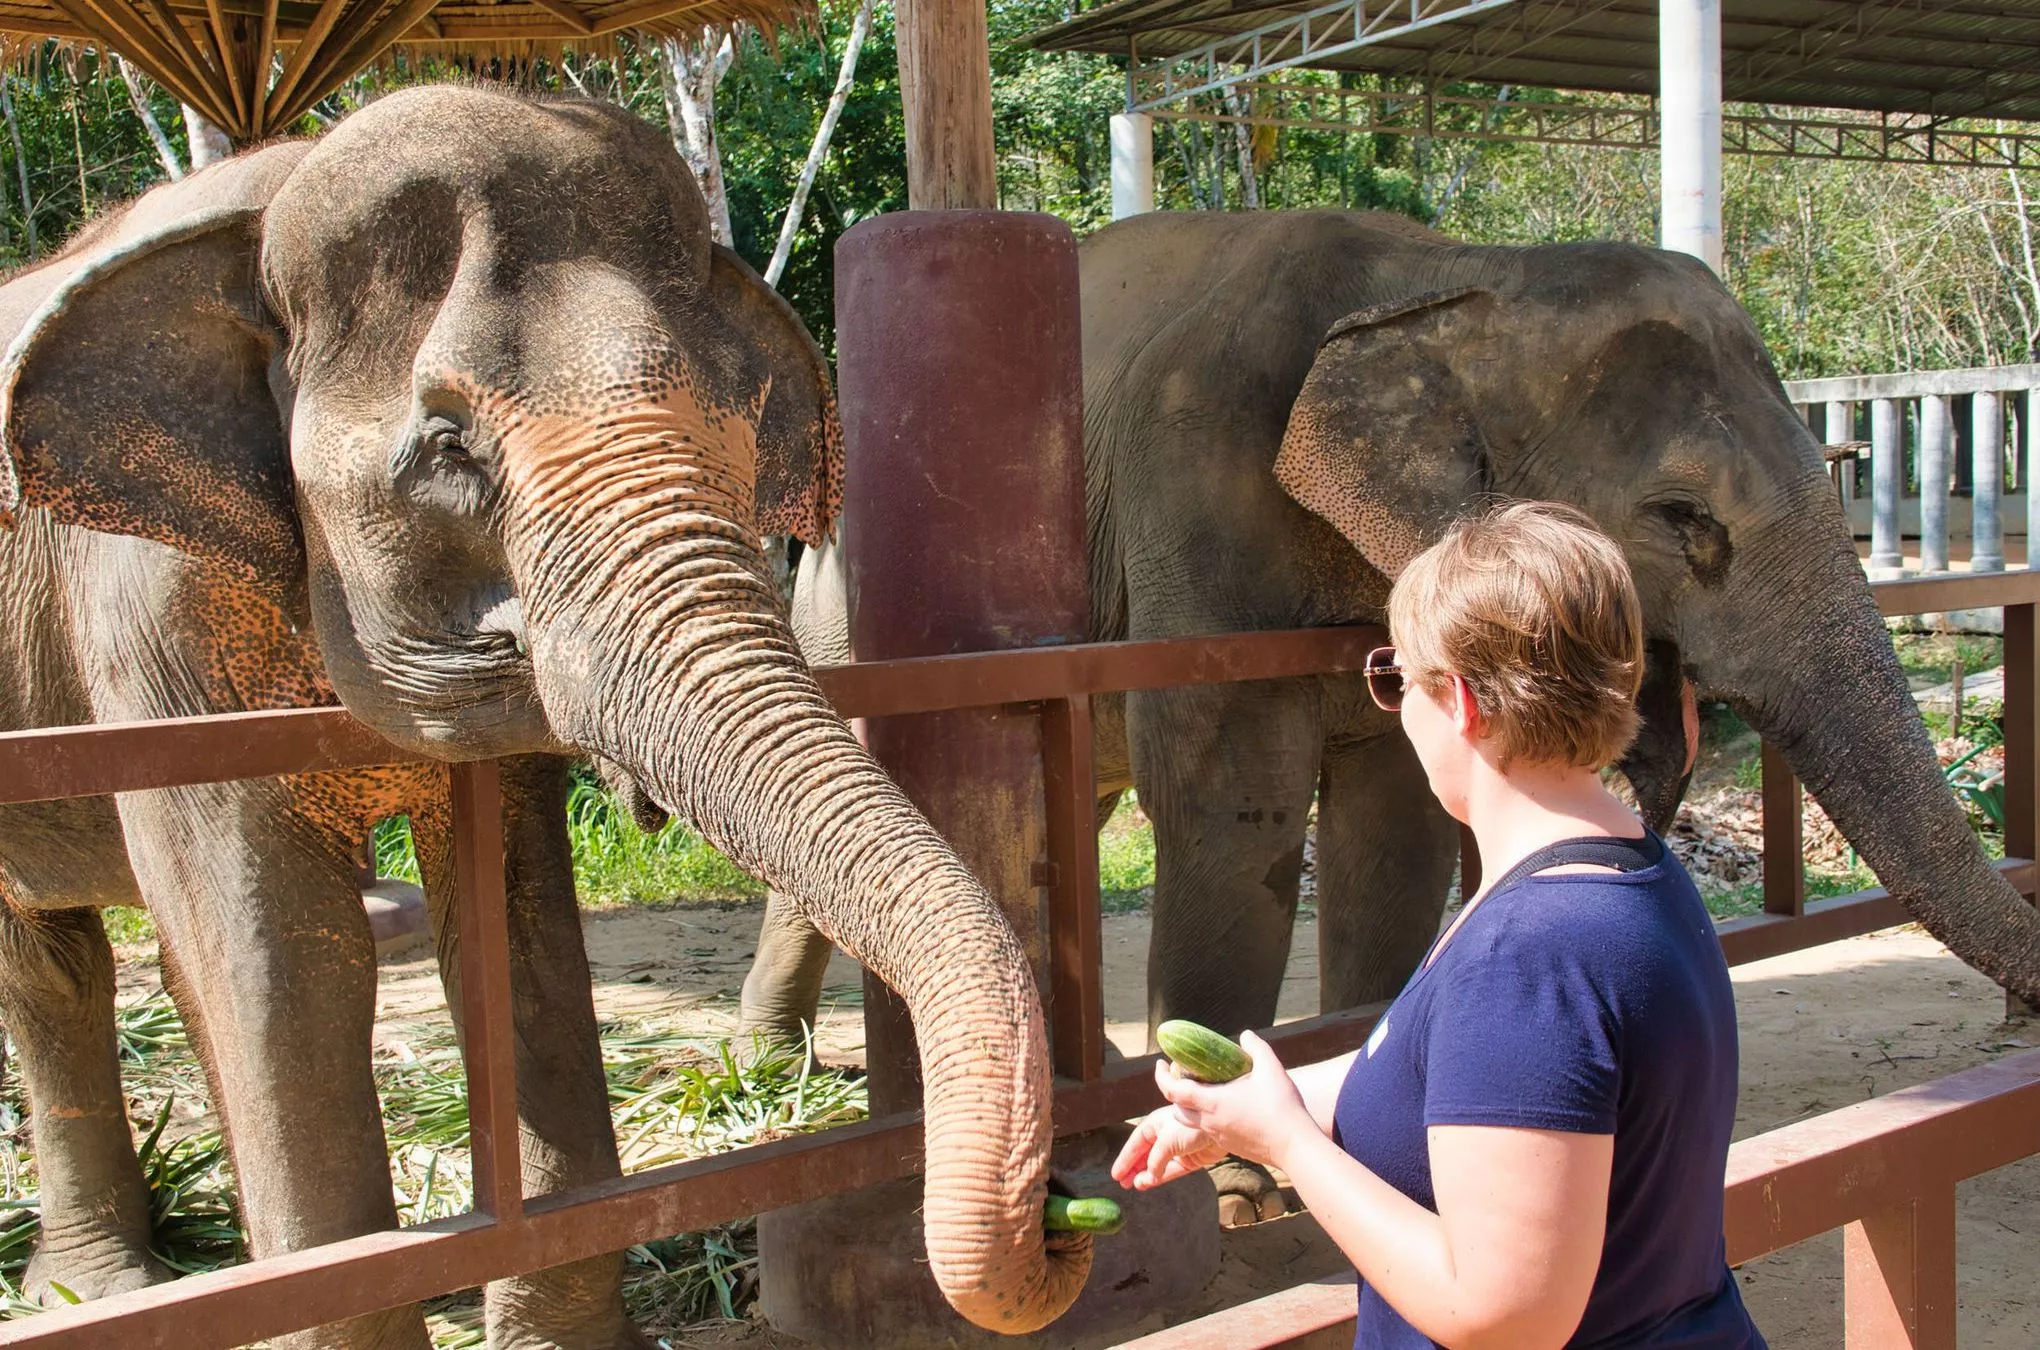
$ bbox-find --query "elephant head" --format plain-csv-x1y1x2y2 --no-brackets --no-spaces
1274,245,2040,1005
0,87,1086,1331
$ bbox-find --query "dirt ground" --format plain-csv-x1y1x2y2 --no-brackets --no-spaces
343,897,2040,1350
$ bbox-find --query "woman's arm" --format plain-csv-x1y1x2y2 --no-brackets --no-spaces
1117,1033,1611,1350
1276,1123,1610,1350
1289,1049,1358,1135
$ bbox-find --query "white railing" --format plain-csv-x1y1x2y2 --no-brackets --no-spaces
1785,365,2040,576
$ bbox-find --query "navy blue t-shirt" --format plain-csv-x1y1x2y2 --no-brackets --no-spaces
1332,835,1765,1349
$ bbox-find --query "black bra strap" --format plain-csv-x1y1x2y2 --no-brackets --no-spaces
1485,832,1664,896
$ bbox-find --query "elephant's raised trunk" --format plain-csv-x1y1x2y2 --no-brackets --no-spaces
1708,493,2040,1007
499,395,1090,1333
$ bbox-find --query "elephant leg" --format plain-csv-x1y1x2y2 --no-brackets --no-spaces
0,898,171,1301
117,780,429,1350
415,757,648,1350
1315,732,1460,1011
1133,681,1319,1228
738,892,835,1057
1133,680,1320,1041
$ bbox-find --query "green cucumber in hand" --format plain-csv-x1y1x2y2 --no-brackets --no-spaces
1156,1020,1252,1083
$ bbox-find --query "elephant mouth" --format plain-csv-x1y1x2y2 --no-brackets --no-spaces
340,591,555,757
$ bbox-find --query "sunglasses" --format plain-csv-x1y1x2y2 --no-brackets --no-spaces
1365,646,1406,712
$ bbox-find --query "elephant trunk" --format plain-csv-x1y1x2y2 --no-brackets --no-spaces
500,399,1089,1333
1708,504,2040,1006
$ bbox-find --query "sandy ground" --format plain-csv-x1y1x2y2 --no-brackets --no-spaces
343,899,2040,1349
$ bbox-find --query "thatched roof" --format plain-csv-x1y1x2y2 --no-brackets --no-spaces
0,0,815,140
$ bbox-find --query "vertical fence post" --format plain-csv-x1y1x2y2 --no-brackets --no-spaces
1975,390,2006,573
1919,394,1952,575
1761,741,1805,918
2027,390,2040,571
2006,600,2040,1020
450,759,523,1222
1871,397,1904,576
1843,1190,1957,1350
1043,695,1104,1081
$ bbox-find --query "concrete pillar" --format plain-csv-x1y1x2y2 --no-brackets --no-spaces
1920,394,1952,574
1975,390,2007,572
1659,0,1722,272
1111,111,1155,220
1870,397,1904,576
2028,391,2040,570
1827,400,1855,506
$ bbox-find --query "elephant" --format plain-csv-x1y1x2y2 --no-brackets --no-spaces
0,86,1088,1347
737,208,2040,1197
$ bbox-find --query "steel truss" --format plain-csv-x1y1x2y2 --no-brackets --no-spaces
1145,81,2040,170
1127,0,1517,109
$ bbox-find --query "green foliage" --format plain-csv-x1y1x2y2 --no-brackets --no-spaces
1098,793,1156,913
0,995,864,1342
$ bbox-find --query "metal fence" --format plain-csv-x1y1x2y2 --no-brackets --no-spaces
0,571,2034,1348
1785,365,2040,576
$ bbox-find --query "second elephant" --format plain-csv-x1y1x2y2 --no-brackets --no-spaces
741,208,2040,1079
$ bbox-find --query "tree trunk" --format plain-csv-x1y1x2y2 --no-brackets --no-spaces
183,105,231,170
2,77,33,257
118,59,184,181
1225,86,1259,209
765,0,875,288
660,29,736,247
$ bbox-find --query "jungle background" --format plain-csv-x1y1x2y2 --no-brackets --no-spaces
5,0,2039,375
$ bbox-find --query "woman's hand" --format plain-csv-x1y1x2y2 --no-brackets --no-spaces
1112,1031,1323,1191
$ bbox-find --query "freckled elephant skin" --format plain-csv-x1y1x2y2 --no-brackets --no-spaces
0,86,1077,1344
742,208,2040,1091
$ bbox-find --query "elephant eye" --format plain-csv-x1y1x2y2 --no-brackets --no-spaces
421,417,470,463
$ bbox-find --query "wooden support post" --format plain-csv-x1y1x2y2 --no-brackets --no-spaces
2006,602,2040,1020
1843,1190,1956,1350
892,0,996,209
1762,741,1805,918
450,760,523,1222
1044,694,1104,1082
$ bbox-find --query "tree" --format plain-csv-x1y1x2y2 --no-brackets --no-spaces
766,0,876,287
662,29,736,246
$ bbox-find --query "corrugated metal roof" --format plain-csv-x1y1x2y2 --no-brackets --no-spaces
1030,0,2040,121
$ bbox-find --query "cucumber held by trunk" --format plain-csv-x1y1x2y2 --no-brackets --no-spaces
1156,1020,1251,1083
1044,1194,1125,1236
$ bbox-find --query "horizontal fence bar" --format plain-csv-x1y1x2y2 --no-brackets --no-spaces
0,706,429,806
0,627,1387,807
1785,364,2040,404
1715,859,2035,966
1724,1048,2040,1260
9,564,2020,809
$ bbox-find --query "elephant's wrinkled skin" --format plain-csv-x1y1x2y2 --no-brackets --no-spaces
742,208,2040,1094
0,88,1086,1347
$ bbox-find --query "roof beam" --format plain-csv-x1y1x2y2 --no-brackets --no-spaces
1129,0,1519,109
522,0,591,33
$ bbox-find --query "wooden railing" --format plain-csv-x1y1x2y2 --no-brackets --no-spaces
0,570,2033,1347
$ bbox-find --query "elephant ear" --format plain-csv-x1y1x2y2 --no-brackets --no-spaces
708,244,844,548
1274,286,1497,578
0,195,297,603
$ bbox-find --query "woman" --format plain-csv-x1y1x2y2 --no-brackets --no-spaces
1113,502,1765,1350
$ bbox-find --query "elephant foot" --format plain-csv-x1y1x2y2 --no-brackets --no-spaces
486,1254,653,1350
1210,1157,1290,1228
25,1232,175,1304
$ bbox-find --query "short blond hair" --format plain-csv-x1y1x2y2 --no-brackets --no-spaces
1388,501,1645,770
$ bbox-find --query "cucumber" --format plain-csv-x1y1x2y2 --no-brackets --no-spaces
1157,1020,1251,1083
1044,1194,1125,1236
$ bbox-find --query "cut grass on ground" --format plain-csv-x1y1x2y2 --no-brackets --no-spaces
0,995,865,1345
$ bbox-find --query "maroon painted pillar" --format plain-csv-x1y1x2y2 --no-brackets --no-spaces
758,211,1219,1348
836,211,1087,1112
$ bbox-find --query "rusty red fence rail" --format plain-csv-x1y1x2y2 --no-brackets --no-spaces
0,571,2033,1347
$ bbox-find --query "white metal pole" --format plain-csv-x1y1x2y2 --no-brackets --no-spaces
1974,390,2006,572
1659,0,1722,272
1111,111,1155,220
